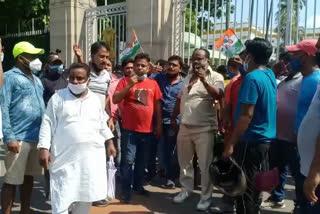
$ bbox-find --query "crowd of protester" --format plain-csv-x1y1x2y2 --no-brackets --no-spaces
1,36,320,214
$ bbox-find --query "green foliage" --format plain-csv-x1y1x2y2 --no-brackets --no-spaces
275,0,306,43
0,0,49,34
185,0,234,35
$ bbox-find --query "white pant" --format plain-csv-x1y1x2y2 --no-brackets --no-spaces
57,202,91,214
177,124,215,200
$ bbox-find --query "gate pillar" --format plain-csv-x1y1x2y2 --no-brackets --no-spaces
50,0,96,66
126,0,174,61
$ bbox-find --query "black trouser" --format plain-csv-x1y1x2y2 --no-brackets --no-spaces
234,141,271,214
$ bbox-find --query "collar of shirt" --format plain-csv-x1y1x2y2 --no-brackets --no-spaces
67,87,91,101
12,67,36,81
162,73,184,85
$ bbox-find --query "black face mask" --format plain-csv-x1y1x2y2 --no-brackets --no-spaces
46,68,61,81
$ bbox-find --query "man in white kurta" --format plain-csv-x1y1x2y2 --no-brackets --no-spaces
37,63,115,214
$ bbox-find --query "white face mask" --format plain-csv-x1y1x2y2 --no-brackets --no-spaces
68,81,88,95
135,73,147,81
29,58,42,73
1,53,4,62
243,56,250,72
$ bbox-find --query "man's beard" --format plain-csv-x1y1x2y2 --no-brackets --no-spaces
166,72,179,78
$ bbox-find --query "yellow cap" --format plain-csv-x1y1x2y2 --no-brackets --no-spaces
13,41,45,58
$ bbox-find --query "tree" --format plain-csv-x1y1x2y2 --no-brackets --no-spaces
185,0,234,36
275,0,306,44
0,0,49,34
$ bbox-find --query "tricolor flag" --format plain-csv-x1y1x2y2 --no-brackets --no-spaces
214,28,244,57
119,29,140,62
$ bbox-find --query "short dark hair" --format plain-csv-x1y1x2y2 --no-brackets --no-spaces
245,38,273,65
156,59,169,68
193,48,210,59
121,58,135,68
168,55,183,68
134,53,151,62
69,63,90,78
90,41,111,56
217,65,227,74
279,51,291,61
267,59,277,69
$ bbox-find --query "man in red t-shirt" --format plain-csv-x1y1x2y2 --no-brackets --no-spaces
223,56,244,142
113,53,162,203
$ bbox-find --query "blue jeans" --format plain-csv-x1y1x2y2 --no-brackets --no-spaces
161,124,179,181
297,173,320,213
120,129,151,198
146,134,158,180
269,140,301,204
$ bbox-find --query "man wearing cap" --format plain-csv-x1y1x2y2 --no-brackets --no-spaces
0,41,45,214
290,40,320,213
41,53,68,106
285,40,320,133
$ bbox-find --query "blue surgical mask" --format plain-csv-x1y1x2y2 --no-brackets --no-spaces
227,68,237,79
288,59,302,72
239,67,247,76
50,65,64,74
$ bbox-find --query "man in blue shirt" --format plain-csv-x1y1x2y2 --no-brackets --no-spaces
285,39,320,213
0,41,45,214
285,40,320,132
150,55,184,188
223,38,277,214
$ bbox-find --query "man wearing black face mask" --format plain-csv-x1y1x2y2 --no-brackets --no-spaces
286,40,320,133
41,53,68,106
261,52,303,212
0,41,45,214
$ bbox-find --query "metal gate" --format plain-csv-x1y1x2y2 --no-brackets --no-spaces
173,0,319,65
85,2,127,64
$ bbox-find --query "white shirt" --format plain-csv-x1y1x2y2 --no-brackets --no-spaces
38,88,113,214
298,83,320,177
88,69,111,110
277,73,302,142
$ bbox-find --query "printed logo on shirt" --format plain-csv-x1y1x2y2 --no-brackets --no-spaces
134,89,149,106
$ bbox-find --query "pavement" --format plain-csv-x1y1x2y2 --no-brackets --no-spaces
0,143,295,214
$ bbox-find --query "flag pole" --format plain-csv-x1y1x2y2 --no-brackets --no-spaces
134,29,144,53
140,45,145,53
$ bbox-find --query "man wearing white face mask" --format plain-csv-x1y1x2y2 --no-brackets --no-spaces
73,41,114,207
0,41,45,214
38,63,116,214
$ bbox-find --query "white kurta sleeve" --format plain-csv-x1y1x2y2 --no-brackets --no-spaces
38,94,58,150
100,111,114,141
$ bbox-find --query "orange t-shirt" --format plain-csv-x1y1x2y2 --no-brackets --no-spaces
115,77,162,133
224,75,244,131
